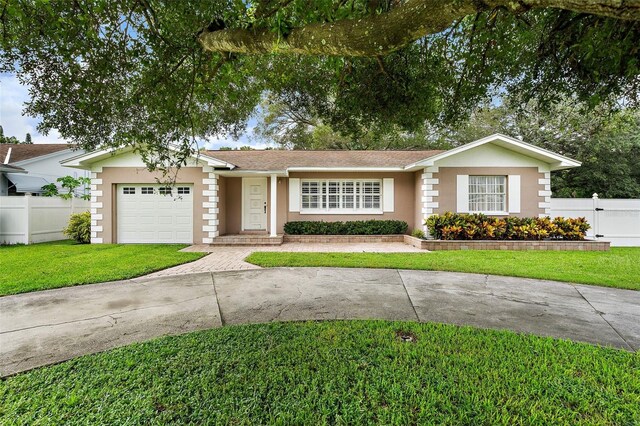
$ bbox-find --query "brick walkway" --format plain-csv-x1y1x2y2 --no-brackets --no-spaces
147,242,423,276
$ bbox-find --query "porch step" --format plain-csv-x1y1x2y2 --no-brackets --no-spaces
210,234,284,246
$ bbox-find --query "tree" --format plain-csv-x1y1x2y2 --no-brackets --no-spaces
24,133,32,144
1,1,640,168
421,100,640,198
0,125,21,144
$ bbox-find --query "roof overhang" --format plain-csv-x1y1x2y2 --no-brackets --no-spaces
5,173,49,193
61,145,236,170
405,133,581,171
0,164,27,173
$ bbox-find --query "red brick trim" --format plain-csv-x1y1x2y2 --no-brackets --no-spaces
283,234,405,243
403,235,610,251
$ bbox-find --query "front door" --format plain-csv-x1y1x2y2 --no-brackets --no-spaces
242,178,267,230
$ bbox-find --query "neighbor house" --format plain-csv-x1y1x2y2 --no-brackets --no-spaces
61,134,580,244
0,144,89,196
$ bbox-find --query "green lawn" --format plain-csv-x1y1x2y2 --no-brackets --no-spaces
246,248,640,290
0,241,206,296
1,321,638,424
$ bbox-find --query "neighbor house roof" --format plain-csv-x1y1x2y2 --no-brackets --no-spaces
203,149,445,171
0,143,70,164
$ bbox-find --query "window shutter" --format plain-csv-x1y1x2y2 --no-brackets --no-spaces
289,178,300,212
508,175,521,213
383,178,394,212
456,175,469,213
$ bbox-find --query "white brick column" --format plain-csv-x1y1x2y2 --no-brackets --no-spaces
202,170,219,244
421,166,439,235
90,171,103,244
538,167,552,217
270,174,277,237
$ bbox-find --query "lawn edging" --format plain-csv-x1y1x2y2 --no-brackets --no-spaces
404,235,610,251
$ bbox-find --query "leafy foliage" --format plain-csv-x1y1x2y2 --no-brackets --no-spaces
411,228,426,239
425,212,590,240
63,212,91,244
1,2,639,167
41,176,91,200
284,220,408,235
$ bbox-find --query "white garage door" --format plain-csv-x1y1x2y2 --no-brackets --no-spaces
116,184,193,243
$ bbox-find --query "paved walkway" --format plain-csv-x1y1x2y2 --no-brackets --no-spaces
1,269,638,376
148,242,422,276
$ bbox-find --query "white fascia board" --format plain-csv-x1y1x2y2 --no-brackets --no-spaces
287,167,404,172
62,145,237,170
61,146,132,169
408,133,581,169
215,169,288,177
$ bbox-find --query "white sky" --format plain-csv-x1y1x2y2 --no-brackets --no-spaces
0,73,266,150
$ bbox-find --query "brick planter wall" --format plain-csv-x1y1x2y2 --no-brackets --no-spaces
284,234,405,243
403,235,610,251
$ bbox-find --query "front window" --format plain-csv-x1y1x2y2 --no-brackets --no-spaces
300,179,381,213
469,176,506,213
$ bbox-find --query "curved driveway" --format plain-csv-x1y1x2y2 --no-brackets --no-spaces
1,268,638,376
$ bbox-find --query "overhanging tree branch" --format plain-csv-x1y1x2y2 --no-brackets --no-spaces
198,0,640,56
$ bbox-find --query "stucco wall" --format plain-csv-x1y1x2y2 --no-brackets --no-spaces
217,176,227,236
224,177,242,234
414,170,423,232
433,167,545,217
95,166,208,243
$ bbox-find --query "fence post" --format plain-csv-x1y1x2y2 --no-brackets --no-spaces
24,193,32,245
592,193,599,240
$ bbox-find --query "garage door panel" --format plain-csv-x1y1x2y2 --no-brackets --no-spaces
116,184,194,244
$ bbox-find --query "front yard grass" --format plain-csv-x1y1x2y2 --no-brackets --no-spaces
1,320,638,424
246,247,640,290
0,240,206,296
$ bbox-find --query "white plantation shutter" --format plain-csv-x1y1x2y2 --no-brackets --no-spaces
456,175,469,213
289,178,300,212
382,178,394,212
508,175,521,213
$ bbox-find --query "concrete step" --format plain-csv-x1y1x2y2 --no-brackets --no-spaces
210,235,284,246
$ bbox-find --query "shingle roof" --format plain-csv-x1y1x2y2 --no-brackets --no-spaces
204,149,444,171
0,144,71,164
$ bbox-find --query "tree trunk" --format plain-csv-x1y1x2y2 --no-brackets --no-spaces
198,0,640,56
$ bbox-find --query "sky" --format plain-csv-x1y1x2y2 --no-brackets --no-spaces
0,73,266,149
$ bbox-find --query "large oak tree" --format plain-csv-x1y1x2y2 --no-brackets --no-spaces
1,0,640,166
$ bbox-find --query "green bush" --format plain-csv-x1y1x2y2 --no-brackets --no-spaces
411,228,425,239
63,211,91,244
284,220,408,235
425,212,590,241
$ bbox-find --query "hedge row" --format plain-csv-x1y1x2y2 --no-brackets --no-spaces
425,212,590,241
284,220,408,235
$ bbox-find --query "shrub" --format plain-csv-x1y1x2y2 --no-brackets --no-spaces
411,228,425,239
425,212,589,241
63,211,91,244
284,220,408,235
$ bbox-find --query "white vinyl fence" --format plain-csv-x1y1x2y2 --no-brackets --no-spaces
550,195,640,246
0,195,90,245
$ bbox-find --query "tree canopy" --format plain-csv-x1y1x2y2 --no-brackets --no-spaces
1,0,640,166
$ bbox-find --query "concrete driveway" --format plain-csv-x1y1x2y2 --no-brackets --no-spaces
1,268,638,376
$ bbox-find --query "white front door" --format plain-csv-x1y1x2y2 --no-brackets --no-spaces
243,178,267,230
116,184,193,243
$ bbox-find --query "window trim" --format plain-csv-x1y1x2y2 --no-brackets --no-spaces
468,175,508,215
299,178,384,215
